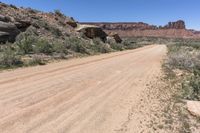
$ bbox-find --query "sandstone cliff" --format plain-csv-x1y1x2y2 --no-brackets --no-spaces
81,20,200,38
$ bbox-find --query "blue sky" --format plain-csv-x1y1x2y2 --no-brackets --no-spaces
1,0,200,30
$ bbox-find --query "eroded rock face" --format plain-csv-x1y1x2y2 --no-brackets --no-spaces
0,21,20,42
76,25,107,41
0,2,78,43
163,20,185,29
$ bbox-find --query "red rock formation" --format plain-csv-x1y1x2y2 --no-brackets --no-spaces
162,20,185,29
80,20,200,38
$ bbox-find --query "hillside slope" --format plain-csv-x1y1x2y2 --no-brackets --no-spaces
0,2,137,69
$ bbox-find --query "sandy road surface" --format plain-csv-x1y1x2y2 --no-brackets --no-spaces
0,45,166,133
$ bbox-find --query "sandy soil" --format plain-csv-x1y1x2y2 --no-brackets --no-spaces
0,45,166,133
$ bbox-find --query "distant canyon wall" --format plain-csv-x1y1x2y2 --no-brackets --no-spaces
81,20,200,38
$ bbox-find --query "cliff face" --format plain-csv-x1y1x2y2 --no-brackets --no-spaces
81,20,186,31
81,20,200,38
162,20,186,29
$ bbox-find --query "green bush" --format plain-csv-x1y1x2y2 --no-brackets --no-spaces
0,45,22,68
49,26,62,37
32,20,49,29
165,43,200,101
52,41,67,54
109,42,124,51
182,70,200,101
16,36,36,54
15,26,38,54
33,20,62,37
122,40,141,49
54,10,64,17
34,39,54,54
92,38,111,53
65,37,89,54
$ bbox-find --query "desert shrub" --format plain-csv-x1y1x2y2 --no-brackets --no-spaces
65,37,89,54
27,8,39,14
182,70,200,101
15,26,38,54
27,55,45,66
99,44,111,53
16,29,57,55
0,45,22,68
54,10,64,17
34,39,54,54
32,20,49,29
92,38,112,53
10,4,17,9
165,43,200,101
109,42,124,51
16,36,36,54
52,41,67,54
122,39,141,49
165,45,200,71
49,26,62,37
166,49,194,70
32,20,62,37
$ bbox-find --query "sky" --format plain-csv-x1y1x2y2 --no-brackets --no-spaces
1,0,200,30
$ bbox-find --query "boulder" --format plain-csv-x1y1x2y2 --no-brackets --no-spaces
0,31,10,43
76,25,107,41
0,21,20,43
109,33,122,43
187,100,200,117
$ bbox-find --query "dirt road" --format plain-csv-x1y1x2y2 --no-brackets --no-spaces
0,45,166,133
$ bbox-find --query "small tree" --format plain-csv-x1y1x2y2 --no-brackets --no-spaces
54,10,64,17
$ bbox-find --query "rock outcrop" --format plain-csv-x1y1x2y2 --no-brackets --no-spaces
108,32,122,43
0,2,78,43
76,25,107,41
163,20,185,29
0,21,20,42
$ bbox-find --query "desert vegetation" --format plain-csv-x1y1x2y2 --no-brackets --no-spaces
0,28,149,69
164,40,200,100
